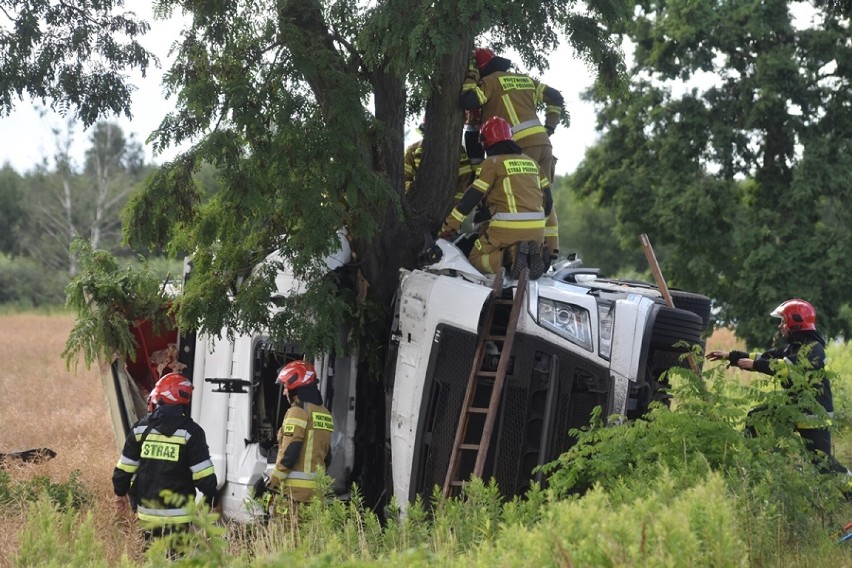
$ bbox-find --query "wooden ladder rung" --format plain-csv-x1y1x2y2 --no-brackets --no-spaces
442,268,529,498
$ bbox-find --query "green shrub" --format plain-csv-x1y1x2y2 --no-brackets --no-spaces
471,472,748,568
0,253,67,307
14,495,108,567
540,354,850,563
63,239,173,369
0,470,92,511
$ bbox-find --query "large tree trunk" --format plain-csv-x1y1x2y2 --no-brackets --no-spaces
357,37,474,313
278,0,473,319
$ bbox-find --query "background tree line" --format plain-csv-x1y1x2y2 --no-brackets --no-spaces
1,0,850,351
0,122,160,306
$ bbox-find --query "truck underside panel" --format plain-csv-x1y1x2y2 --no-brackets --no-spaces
411,325,610,503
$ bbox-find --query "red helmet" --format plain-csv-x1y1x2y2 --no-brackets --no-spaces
277,360,318,391
479,116,513,148
151,372,193,408
473,47,496,72
770,299,817,332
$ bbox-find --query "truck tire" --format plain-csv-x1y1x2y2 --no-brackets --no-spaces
650,307,704,350
669,290,712,331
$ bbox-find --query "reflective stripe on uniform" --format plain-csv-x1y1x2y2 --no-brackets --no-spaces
501,94,520,125
284,417,307,429
190,458,215,480
283,470,318,489
283,417,307,435
509,116,547,141
472,85,487,105
450,208,466,223
116,454,139,473
271,468,289,480
304,430,315,474
511,118,541,134
472,178,490,192
502,178,517,212
489,219,547,229
491,212,545,221
137,506,192,526
545,225,559,237
136,432,188,445
513,125,548,141
283,477,317,489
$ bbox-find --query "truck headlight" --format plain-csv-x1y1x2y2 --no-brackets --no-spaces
597,302,615,360
538,298,593,351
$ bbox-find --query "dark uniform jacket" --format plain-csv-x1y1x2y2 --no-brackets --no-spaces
113,404,218,527
727,330,833,415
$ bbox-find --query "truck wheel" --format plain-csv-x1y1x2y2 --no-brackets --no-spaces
669,290,712,331
650,307,704,350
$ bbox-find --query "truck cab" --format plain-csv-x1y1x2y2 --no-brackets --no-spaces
102,238,709,520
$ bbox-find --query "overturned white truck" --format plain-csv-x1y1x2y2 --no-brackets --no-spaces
102,237,710,521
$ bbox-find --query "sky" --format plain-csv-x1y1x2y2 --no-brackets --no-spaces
0,12,600,177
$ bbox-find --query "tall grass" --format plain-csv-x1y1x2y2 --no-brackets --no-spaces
2,314,851,567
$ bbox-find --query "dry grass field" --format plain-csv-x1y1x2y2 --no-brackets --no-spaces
0,312,145,566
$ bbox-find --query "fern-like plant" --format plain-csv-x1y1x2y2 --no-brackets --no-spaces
63,238,174,369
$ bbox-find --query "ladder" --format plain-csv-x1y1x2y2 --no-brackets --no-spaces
442,266,529,498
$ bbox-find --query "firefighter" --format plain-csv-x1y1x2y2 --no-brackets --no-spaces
461,47,565,259
439,116,552,280
113,372,218,536
404,118,474,211
266,360,334,516
707,299,848,474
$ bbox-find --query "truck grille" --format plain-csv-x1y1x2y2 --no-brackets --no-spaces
414,327,610,502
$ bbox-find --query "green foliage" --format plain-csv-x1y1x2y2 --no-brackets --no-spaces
63,239,172,369
541,355,850,554
14,496,108,568
552,173,646,274
143,494,231,567
0,164,25,254
571,0,852,347
118,0,631,356
0,1,152,126
0,470,92,511
475,472,748,568
0,253,67,307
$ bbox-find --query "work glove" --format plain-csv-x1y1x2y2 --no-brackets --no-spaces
545,125,555,137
